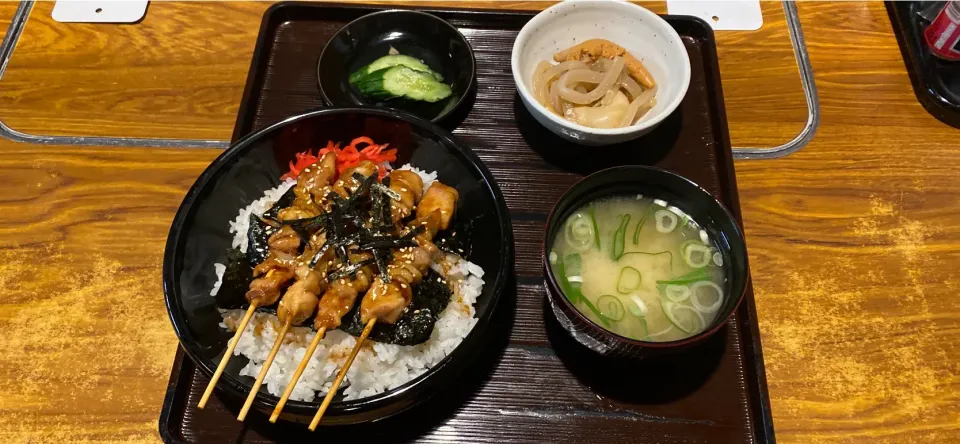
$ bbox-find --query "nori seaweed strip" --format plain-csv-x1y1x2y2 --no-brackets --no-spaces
214,248,254,309
261,186,296,223
434,217,473,258
246,214,276,266
326,258,376,282
356,234,419,251
324,195,351,264
307,236,333,269
349,172,377,202
371,182,401,202
369,177,393,233
339,269,454,345
373,251,392,283
360,225,426,282
282,213,326,241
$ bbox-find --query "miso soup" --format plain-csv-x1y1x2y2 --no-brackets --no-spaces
549,195,728,342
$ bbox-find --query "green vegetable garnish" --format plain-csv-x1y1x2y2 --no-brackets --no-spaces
617,267,642,294
631,205,655,245
552,255,577,305
620,250,674,274
564,253,582,278
589,203,600,250
656,268,711,286
611,214,631,260
596,295,625,322
553,253,588,308
580,296,612,327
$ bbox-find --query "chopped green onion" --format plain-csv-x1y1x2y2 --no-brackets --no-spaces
631,206,654,245
549,251,558,264
647,325,676,339
552,254,578,304
656,268,711,286
553,254,585,305
617,267,642,294
589,203,600,250
664,284,691,302
597,295,625,322
564,213,594,252
655,209,678,233
712,251,723,266
621,250,672,259
635,316,649,341
564,253,583,277
580,295,611,327
629,295,648,317
611,214,630,260
681,241,712,269
621,250,674,274
690,281,723,314
662,300,705,334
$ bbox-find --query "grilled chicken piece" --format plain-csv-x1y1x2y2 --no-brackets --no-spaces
279,152,336,222
313,253,375,331
294,152,338,204
360,278,413,324
387,170,424,223
265,225,301,255
359,238,440,324
246,267,296,307
388,241,438,286
417,182,459,231
333,160,378,198
246,226,301,306
277,265,325,325
359,181,458,324
277,201,321,222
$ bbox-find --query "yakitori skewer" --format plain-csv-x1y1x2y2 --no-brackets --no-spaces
269,254,374,423
237,261,325,421
237,318,292,420
308,182,458,429
198,226,300,409
269,325,326,422
240,158,381,421
308,317,377,430
275,169,425,423
198,304,257,409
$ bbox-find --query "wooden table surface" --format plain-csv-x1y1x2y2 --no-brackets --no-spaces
0,1,956,443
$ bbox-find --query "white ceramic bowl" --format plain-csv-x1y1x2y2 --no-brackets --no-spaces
511,0,691,146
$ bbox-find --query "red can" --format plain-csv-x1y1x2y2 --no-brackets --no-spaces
924,1,960,60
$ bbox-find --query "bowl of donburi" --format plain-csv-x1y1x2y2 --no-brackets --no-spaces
543,166,748,358
163,108,512,425
511,0,691,145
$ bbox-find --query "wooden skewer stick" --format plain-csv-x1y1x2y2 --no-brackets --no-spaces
269,327,328,423
308,318,376,431
199,303,258,409
237,319,293,421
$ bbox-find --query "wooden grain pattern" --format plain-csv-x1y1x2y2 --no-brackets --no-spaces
0,1,806,148
0,1,956,444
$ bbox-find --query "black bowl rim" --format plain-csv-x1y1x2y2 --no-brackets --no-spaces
316,9,477,123
542,165,750,349
163,107,512,417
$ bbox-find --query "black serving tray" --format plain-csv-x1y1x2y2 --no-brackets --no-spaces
160,2,775,443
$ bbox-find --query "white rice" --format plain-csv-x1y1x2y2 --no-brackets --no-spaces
210,165,483,401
